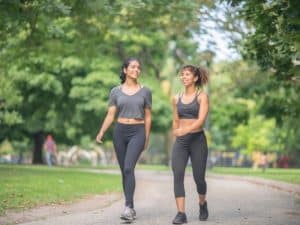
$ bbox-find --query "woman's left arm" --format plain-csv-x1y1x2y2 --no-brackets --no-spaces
144,108,152,150
183,92,209,134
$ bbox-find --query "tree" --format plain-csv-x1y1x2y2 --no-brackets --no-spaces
232,115,278,154
0,0,213,163
220,0,300,164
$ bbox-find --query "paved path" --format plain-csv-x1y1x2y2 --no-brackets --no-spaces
6,170,300,225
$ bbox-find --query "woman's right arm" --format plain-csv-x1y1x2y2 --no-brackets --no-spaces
96,106,117,144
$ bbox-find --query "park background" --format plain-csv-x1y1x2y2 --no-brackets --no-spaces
0,0,299,220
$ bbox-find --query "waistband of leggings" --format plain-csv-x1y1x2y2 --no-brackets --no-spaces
191,130,204,135
178,130,205,138
115,122,145,127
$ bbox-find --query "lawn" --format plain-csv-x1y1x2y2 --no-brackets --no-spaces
0,165,121,215
69,163,170,171
209,167,300,184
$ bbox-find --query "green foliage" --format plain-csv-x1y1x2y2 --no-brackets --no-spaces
210,61,255,151
210,167,300,184
0,0,211,158
0,74,23,126
223,0,300,117
0,139,13,156
210,59,299,161
219,0,300,163
231,115,278,154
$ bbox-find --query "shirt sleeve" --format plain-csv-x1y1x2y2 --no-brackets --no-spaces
108,88,117,107
144,88,152,109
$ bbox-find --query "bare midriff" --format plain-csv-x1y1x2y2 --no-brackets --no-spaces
179,118,202,133
117,117,145,124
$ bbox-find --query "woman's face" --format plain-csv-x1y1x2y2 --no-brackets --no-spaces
180,69,197,87
124,60,141,80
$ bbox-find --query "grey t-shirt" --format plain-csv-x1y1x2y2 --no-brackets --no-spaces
108,85,152,119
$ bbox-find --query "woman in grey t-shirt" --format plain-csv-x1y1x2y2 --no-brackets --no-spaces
96,58,152,222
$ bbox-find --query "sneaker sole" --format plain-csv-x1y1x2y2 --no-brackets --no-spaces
199,218,208,221
120,215,134,221
172,220,187,224
172,222,187,224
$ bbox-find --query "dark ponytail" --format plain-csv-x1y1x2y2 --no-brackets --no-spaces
196,67,208,87
181,65,209,87
119,57,140,84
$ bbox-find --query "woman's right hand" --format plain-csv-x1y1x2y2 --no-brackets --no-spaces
96,132,104,144
173,127,189,137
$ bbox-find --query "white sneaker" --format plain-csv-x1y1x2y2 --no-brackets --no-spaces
132,208,136,219
120,207,135,221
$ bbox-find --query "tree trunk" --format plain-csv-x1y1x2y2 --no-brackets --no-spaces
32,131,44,164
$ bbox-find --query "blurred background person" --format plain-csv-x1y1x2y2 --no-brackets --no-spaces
44,134,57,167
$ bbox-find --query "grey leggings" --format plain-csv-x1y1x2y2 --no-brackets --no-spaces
172,131,208,197
113,123,145,208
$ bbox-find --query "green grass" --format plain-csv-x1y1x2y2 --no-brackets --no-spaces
69,163,170,171
209,167,300,184
67,164,120,170
0,165,121,215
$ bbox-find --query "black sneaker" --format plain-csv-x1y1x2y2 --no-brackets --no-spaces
172,212,187,224
199,201,209,221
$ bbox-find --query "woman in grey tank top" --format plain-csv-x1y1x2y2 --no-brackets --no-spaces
171,65,209,224
96,58,152,222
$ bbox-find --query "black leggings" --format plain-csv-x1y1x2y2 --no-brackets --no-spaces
113,123,145,208
172,131,208,197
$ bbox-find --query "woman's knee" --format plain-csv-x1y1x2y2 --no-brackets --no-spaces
173,168,185,181
196,180,207,194
124,166,134,176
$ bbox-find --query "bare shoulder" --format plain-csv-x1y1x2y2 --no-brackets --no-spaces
197,92,209,103
172,94,179,104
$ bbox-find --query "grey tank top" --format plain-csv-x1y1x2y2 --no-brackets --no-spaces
177,92,200,119
108,85,152,119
